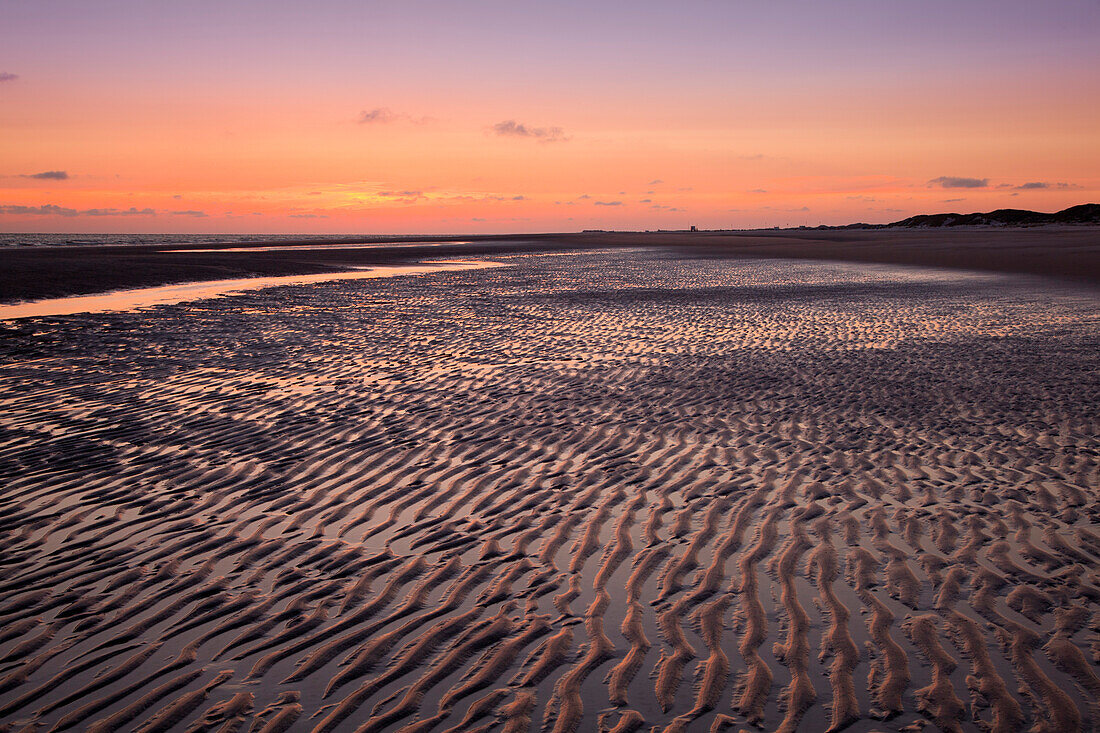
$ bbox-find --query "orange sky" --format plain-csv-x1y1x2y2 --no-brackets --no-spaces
2,1,1098,233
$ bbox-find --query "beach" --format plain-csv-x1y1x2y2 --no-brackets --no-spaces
2,227,1099,307
1,248,1098,732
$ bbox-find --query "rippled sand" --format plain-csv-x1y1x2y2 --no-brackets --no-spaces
1,251,1097,732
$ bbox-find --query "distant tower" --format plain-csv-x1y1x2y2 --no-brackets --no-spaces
690,225,697,232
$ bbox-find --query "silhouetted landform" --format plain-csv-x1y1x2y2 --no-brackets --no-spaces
1,250,1097,731
885,203,1100,228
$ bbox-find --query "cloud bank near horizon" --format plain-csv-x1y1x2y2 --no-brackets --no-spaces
929,176,989,189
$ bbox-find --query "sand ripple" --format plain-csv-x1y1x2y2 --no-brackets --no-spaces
1,252,1098,731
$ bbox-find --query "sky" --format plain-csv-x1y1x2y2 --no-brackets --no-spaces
1,0,1098,234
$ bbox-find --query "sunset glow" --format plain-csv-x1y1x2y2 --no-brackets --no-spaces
2,0,1098,233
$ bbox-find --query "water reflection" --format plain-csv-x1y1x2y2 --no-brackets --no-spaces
162,240,474,253
0,260,504,319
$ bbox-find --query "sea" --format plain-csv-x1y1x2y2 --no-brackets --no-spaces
0,233,444,248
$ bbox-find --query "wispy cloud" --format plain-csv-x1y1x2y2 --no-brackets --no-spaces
356,108,431,125
928,176,988,189
1014,181,1080,190
168,209,207,217
357,107,399,124
594,200,623,206
0,204,78,216
376,190,425,203
23,170,69,180
490,120,568,143
0,72,17,83
0,204,157,217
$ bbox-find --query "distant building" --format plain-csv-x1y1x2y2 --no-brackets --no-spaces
690,225,697,232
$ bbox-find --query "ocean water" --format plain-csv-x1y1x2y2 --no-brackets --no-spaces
0,233,450,248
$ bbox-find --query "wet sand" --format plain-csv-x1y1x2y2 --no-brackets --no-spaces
2,226,1098,305
0,261,503,320
1,250,1098,731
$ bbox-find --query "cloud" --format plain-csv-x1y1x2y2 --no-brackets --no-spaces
594,200,623,206
289,213,328,219
490,120,568,142
357,107,399,124
355,108,432,125
1014,181,1080,190
928,176,988,189
378,190,424,197
376,190,425,203
0,73,17,83
749,188,767,193
0,203,156,217
0,204,78,216
24,170,69,180
648,179,663,185
511,195,526,201
639,199,652,203
85,207,156,216
941,198,965,203
168,210,207,217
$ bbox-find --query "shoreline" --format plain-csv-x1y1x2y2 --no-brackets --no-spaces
1,227,1098,305
0,260,505,320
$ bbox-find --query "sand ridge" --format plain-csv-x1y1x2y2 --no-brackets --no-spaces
0,250,1098,731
